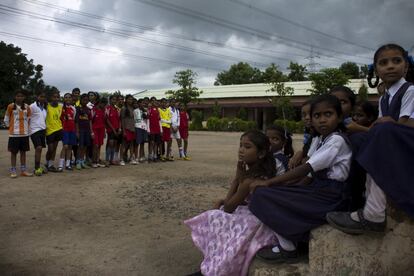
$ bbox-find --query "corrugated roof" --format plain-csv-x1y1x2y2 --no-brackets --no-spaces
133,79,377,99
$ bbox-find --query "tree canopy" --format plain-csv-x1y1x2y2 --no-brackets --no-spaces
339,62,360,79
0,41,45,108
308,68,350,96
166,69,202,107
287,62,307,81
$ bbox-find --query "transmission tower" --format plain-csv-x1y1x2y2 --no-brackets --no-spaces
306,46,320,73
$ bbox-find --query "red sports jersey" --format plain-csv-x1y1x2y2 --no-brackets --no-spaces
148,107,161,134
61,105,76,132
179,111,189,130
105,105,120,132
92,107,105,129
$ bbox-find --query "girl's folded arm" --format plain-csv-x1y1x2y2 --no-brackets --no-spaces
223,178,252,213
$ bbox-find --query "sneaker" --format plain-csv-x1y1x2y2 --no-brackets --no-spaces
92,163,98,168
48,165,58,172
120,160,126,166
139,157,146,163
10,170,17,178
160,156,166,162
66,165,73,171
184,156,191,161
167,156,174,161
110,160,120,166
57,167,63,172
20,171,33,177
130,159,138,165
81,163,90,169
76,163,82,170
42,165,48,174
34,168,43,176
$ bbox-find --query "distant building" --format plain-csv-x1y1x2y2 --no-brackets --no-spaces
133,79,379,129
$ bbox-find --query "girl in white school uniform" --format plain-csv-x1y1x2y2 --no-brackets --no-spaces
248,95,352,263
327,43,414,233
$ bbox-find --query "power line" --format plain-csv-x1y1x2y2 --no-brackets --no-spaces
18,0,367,65
20,0,306,63
133,0,371,62
0,4,270,68
0,31,225,71
225,0,374,51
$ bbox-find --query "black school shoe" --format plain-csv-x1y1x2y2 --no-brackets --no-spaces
256,245,299,263
47,165,58,172
326,210,386,235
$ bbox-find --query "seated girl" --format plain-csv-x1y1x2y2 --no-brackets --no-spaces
249,95,352,263
185,130,278,276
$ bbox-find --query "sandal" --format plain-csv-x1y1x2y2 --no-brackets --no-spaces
256,245,298,263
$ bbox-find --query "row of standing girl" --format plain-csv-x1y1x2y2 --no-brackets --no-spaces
4,89,190,178
185,43,414,276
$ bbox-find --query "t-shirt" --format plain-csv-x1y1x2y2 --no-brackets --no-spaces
61,105,76,132
29,102,46,134
92,107,105,129
76,106,92,132
105,105,120,133
307,132,352,182
45,103,63,136
133,108,147,130
159,107,172,128
148,107,161,134
170,107,180,128
4,103,31,137
179,111,189,130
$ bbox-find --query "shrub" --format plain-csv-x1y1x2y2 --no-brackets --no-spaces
190,110,203,130
273,119,304,133
206,117,257,132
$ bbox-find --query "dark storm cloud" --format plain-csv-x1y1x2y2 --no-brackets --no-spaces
0,0,413,93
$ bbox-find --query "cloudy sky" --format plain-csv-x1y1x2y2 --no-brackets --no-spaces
1,0,413,94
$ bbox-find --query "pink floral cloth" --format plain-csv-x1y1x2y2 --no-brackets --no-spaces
184,205,277,276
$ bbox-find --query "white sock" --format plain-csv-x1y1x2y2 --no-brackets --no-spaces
47,160,52,167
59,158,65,168
66,159,71,167
274,233,296,251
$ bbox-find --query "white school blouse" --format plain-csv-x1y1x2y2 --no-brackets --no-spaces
306,132,352,182
378,78,414,118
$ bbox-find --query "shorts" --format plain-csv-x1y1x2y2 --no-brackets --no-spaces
93,128,105,146
162,127,171,142
63,131,77,146
148,133,162,144
8,136,30,153
107,131,119,141
78,130,91,147
135,128,148,144
46,129,63,144
179,127,189,139
170,126,181,139
31,130,46,148
124,129,135,143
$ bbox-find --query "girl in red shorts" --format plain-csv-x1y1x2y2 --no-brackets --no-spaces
91,97,107,168
179,103,191,160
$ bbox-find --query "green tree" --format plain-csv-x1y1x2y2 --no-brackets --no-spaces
214,62,263,85
339,62,360,79
287,62,308,81
212,100,222,118
262,63,287,83
0,41,44,108
237,107,248,121
308,68,350,96
166,69,202,108
358,82,369,102
267,81,295,120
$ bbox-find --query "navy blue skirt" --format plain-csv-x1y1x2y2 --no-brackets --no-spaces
356,122,414,219
249,178,347,243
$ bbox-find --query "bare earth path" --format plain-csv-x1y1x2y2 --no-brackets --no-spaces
0,130,302,275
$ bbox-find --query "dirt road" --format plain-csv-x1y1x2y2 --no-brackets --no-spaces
0,130,302,275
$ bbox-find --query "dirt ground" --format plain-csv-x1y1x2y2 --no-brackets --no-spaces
0,130,302,276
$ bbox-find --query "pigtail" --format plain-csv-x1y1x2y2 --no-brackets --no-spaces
367,64,379,88
406,54,414,83
283,132,294,158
